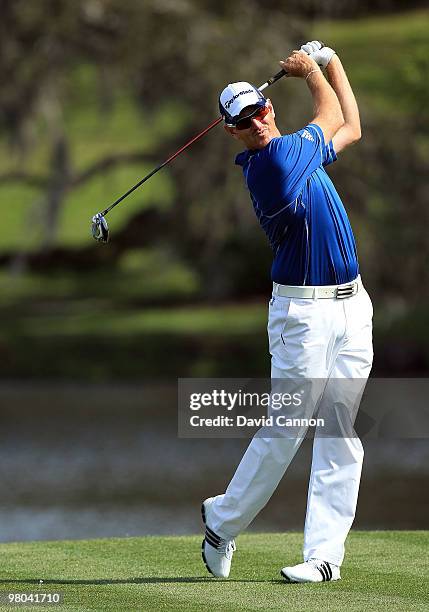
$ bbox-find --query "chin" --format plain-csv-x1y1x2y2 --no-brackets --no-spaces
253,135,270,148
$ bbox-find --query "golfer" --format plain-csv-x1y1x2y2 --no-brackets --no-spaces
201,42,373,583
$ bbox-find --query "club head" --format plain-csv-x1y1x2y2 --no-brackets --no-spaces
91,213,109,243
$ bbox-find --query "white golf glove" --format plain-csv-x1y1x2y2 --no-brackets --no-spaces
300,40,336,69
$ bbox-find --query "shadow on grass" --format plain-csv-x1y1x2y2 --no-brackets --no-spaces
0,577,284,585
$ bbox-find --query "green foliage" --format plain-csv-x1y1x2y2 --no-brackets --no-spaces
0,183,42,250
316,10,429,118
1,5,429,378
59,164,174,246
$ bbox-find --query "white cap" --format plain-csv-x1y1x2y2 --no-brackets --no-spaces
219,82,266,125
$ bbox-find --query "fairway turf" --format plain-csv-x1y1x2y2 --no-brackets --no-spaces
0,532,427,611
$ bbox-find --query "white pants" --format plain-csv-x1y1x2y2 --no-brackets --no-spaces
209,282,373,566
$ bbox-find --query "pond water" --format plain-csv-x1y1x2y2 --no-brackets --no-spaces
0,383,427,542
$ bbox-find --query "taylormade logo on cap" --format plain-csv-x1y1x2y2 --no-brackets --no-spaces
224,88,254,110
219,82,266,124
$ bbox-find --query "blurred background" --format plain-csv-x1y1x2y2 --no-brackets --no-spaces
0,0,428,542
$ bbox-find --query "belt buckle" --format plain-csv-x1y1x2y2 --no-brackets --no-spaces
335,282,356,299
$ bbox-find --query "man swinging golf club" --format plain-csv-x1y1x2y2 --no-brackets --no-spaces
201,41,373,583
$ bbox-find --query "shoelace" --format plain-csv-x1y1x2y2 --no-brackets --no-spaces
205,525,236,559
217,538,236,560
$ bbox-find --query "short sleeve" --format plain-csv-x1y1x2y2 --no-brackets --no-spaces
263,123,327,203
322,140,337,167
306,122,337,166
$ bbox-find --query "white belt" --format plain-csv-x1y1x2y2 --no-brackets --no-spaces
273,276,362,299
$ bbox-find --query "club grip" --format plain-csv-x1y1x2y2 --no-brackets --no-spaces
266,69,287,87
261,43,326,91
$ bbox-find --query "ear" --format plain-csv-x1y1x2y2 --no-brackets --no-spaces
266,99,275,119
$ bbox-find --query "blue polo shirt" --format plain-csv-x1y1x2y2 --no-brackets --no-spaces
235,123,359,286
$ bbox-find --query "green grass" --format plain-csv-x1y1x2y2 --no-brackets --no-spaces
0,250,200,306
0,297,269,379
8,302,267,338
0,532,427,611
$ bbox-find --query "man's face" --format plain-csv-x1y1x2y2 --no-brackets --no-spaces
225,99,278,150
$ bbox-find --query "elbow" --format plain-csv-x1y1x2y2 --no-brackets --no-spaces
351,124,362,142
342,123,361,146
349,126,362,145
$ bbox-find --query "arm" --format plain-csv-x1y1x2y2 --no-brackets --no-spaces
326,55,361,153
280,51,344,144
299,42,361,154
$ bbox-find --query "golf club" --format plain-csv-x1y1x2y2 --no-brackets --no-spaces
91,67,289,243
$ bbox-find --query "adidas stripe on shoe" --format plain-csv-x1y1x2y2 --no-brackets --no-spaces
201,497,236,578
280,558,340,583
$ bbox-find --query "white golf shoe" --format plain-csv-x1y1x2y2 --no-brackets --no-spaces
201,497,236,578
281,558,341,583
